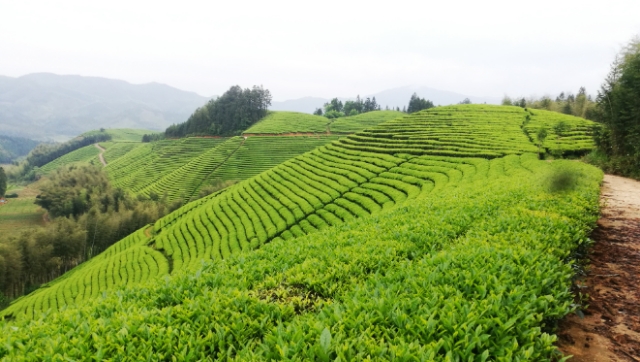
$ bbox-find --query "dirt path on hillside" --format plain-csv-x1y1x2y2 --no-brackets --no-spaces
557,175,640,361
94,143,107,166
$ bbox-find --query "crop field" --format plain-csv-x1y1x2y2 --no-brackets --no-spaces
200,136,342,189
98,142,144,164
0,105,603,360
0,186,46,239
106,138,226,197
244,111,330,134
83,128,152,142
37,144,101,174
329,110,403,133
525,109,595,155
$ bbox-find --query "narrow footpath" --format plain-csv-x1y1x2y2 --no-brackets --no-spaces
94,143,107,166
557,175,640,361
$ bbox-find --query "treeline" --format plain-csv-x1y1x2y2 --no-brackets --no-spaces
0,136,41,163
26,132,112,168
314,92,436,118
314,96,382,118
165,85,272,138
502,87,596,120
0,167,6,198
0,165,177,306
589,37,640,178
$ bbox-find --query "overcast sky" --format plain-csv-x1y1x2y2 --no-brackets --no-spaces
2,0,639,101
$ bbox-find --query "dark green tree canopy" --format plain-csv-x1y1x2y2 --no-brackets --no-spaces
0,167,6,198
594,37,640,176
407,93,434,113
165,85,272,138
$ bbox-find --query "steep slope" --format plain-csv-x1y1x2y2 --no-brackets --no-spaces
0,105,603,361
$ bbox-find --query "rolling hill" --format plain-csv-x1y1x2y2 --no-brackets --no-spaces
0,105,602,361
0,73,209,141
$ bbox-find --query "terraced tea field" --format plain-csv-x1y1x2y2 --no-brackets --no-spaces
37,144,101,174
525,109,595,154
0,105,602,360
244,111,330,134
329,110,403,133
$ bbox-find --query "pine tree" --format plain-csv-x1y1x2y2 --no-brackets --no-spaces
0,167,6,198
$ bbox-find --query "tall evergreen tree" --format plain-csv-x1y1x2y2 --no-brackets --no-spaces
594,37,640,176
407,93,434,113
0,167,6,198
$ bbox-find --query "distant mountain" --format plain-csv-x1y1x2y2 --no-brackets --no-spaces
270,86,501,114
0,73,210,141
0,135,41,163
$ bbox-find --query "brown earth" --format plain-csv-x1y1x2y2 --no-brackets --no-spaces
557,174,640,361
94,143,107,166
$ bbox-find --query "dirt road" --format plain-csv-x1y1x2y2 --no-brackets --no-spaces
557,175,640,361
94,143,107,166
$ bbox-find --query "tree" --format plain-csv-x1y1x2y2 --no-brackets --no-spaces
459,98,472,105
407,93,434,113
324,98,343,114
593,36,640,176
313,108,323,116
537,128,548,155
501,96,513,106
0,167,6,197
553,121,570,137
165,85,271,137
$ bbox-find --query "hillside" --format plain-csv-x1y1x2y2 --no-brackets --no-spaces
0,105,603,360
0,73,209,141
101,111,398,202
35,129,153,175
0,135,41,163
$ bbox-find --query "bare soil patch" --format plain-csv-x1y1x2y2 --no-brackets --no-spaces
557,175,640,361
94,143,107,166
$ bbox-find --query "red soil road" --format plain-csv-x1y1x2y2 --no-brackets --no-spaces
94,143,107,166
557,175,640,361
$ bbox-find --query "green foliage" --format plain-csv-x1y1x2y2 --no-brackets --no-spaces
323,96,381,120
0,136,40,164
523,109,595,156
553,121,570,136
0,167,6,197
37,145,100,175
0,104,603,360
537,128,548,145
166,85,272,138
329,110,403,133
82,129,151,143
592,36,640,178
504,87,597,120
25,133,111,170
244,112,329,134
0,157,602,361
407,93,435,113
34,165,111,218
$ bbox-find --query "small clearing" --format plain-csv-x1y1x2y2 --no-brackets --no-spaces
557,174,640,361
94,143,107,166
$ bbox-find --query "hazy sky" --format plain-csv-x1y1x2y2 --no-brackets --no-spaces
2,0,639,101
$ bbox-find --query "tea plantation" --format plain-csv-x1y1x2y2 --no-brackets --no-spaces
0,105,602,361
